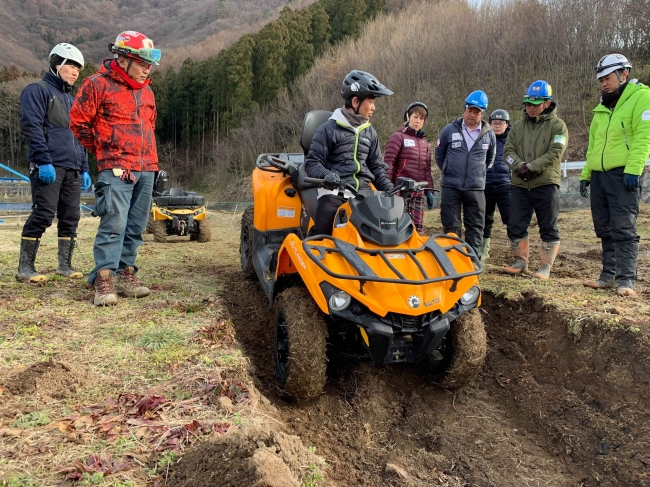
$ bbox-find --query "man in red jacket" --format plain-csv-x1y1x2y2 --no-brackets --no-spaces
384,102,434,234
70,31,160,306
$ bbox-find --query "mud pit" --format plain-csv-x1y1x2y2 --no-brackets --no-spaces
210,264,650,487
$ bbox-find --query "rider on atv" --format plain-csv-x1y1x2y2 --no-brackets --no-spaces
304,70,395,236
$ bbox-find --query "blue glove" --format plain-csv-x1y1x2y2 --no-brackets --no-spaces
579,180,589,198
38,164,56,184
623,174,639,192
426,190,434,210
81,172,92,191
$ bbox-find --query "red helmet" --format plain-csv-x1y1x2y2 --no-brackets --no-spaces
109,31,161,65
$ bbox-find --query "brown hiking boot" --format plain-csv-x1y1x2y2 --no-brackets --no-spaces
532,241,560,280
503,237,529,275
583,278,615,289
94,269,118,306
115,266,151,298
616,286,636,297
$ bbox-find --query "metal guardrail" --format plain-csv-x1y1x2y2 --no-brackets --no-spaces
562,158,650,177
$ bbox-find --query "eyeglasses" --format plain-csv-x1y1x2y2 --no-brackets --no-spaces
490,121,507,125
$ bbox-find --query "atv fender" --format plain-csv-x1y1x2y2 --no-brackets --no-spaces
275,234,328,314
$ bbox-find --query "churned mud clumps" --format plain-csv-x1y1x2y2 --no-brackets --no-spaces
166,426,326,487
1,359,86,400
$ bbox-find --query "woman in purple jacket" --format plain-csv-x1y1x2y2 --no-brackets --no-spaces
384,102,434,234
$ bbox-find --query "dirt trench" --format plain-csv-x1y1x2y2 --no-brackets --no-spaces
207,267,650,487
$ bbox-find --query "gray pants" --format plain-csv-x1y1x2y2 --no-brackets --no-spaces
440,186,485,257
590,167,640,288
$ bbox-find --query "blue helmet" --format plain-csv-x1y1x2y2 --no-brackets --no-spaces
524,80,552,104
465,90,488,110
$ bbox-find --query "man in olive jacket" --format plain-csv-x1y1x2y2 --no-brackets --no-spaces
503,80,568,279
580,54,650,297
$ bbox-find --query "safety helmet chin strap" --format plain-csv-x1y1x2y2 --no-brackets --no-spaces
50,58,68,78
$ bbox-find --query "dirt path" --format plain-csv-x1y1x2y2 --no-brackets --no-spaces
217,221,650,486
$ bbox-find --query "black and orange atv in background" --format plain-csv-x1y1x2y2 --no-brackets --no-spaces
240,110,487,401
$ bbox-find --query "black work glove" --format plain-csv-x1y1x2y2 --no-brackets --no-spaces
624,174,639,192
323,172,341,190
579,180,589,198
517,163,538,182
426,190,434,210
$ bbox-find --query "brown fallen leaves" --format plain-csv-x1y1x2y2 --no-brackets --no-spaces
53,386,247,482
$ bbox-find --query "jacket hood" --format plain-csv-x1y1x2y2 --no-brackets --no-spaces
330,108,370,133
43,70,67,93
100,59,151,89
593,80,649,114
523,102,558,123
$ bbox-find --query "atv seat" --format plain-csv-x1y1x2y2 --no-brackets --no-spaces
296,110,333,221
154,187,206,207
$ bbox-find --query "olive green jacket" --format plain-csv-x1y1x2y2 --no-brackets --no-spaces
581,81,650,181
503,103,569,189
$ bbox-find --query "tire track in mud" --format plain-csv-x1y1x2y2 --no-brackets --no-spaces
220,267,650,486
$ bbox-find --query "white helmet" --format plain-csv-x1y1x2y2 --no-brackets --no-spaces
596,53,632,79
49,43,84,68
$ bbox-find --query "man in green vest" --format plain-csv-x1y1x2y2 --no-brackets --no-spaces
580,54,650,297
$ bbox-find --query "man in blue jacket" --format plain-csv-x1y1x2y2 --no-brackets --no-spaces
481,109,511,261
16,43,91,283
435,91,496,257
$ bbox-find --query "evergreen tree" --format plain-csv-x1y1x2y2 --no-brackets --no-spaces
252,20,289,104
280,7,314,84
79,61,98,84
364,0,386,19
309,2,331,56
322,0,367,43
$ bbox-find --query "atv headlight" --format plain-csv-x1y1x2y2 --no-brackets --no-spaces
460,286,480,305
329,291,352,311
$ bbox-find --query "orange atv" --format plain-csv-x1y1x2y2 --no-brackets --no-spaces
240,110,486,401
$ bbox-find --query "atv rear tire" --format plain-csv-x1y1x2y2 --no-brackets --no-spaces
153,220,167,243
240,206,256,279
273,287,328,401
430,308,486,388
145,214,154,234
197,220,211,242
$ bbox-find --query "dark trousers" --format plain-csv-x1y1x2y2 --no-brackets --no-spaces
484,183,511,238
312,194,346,236
590,167,640,287
507,185,559,242
440,186,485,256
22,166,81,238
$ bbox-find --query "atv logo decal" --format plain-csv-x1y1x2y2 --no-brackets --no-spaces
386,253,406,260
424,298,440,307
408,295,421,309
380,220,396,227
289,241,307,269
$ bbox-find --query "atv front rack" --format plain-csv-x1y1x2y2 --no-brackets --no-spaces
303,234,483,293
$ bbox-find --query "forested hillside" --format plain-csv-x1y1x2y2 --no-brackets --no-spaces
209,0,650,198
0,0,316,71
0,0,390,172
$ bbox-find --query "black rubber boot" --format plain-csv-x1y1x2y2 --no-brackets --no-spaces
56,237,83,279
16,238,48,283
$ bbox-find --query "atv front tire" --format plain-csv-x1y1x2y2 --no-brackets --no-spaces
430,308,486,388
273,287,328,401
197,220,211,242
153,220,168,243
240,206,256,279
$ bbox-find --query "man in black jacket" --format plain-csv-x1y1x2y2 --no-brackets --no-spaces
304,70,394,236
17,43,91,283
